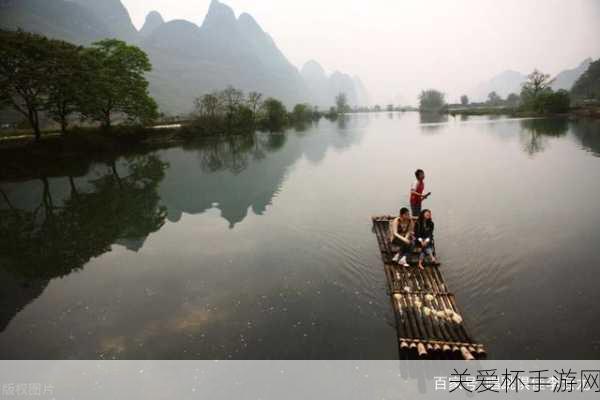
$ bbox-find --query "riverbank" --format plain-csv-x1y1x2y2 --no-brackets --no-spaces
3,112,598,181
0,126,190,180
445,105,600,119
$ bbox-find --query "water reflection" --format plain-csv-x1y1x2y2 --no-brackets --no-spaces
336,115,349,130
519,118,568,156
571,119,600,156
0,114,599,359
419,112,448,133
0,120,365,342
0,155,168,332
160,120,364,228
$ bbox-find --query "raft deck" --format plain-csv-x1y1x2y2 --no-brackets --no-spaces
371,215,486,360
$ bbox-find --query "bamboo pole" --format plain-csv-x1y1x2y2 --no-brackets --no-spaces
417,342,428,357
410,294,430,341
400,295,419,343
447,294,473,342
393,293,411,340
460,347,475,360
439,294,468,343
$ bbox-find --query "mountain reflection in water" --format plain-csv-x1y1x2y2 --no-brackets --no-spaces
0,114,599,359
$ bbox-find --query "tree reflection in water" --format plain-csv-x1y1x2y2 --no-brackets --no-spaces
0,155,168,280
419,112,449,133
570,118,600,157
519,118,568,156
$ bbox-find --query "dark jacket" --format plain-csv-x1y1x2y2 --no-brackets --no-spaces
414,219,434,241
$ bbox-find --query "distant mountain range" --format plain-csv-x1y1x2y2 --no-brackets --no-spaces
0,0,369,115
468,58,593,102
550,58,592,91
300,60,369,109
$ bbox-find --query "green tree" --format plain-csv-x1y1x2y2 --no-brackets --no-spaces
520,69,570,114
260,98,287,131
247,91,263,122
194,92,223,118
79,39,158,128
335,93,349,114
521,69,553,105
506,93,520,107
418,89,446,112
537,89,571,114
45,40,84,134
220,86,244,131
460,95,469,106
191,92,224,134
291,103,312,122
0,30,54,140
571,58,600,100
487,91,503,106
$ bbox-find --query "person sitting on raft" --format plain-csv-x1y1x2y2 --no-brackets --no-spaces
414,209,440,269
390,207,414,267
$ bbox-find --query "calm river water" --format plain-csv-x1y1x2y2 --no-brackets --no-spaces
1,113,599,359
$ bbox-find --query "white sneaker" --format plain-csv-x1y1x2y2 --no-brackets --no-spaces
399,256,409,267
392,253,400,262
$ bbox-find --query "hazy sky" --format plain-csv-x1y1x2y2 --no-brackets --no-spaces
122,0,600,105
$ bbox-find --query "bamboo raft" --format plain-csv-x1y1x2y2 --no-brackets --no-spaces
371,215,486,360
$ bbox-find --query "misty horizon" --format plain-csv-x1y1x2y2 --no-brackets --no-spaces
122,0,600,105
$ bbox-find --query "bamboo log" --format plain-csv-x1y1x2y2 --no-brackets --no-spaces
400,295,418,340
432,266,448,293
410,295,430,341
405,294,426,341
415,296,435,341
422,291,447,341
374,224,392,263
438,294,468,343
384,264,396,293
428,309,445,341
447,294,473,342
424,267,442,294
460,347,475,360
417,342,428,357
422,271,465,343
433,300,460,343
421,306,437,340
393,293,411,339
412,268,425,292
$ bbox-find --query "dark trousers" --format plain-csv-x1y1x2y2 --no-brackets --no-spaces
410,203,422,217
392,238,413,258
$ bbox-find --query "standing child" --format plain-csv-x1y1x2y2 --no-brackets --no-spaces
410,169,431,218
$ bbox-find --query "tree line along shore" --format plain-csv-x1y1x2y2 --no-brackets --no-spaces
0,30,352,145
1,29,599,154
417,62,600,117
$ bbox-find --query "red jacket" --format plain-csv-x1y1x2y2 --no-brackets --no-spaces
410,180,425,205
